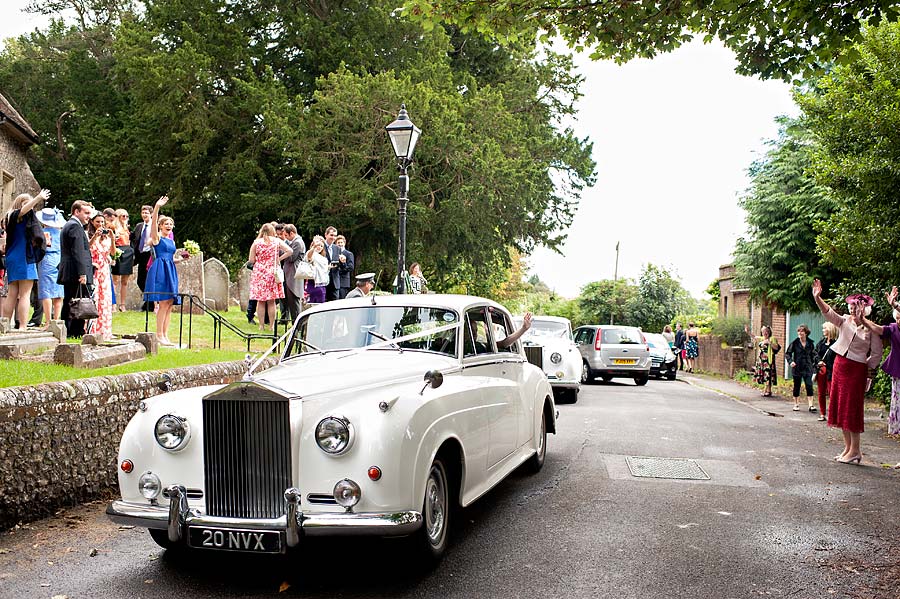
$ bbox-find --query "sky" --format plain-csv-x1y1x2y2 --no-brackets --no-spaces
1,2,799,299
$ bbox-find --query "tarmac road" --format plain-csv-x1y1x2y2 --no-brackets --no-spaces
1,373,899,599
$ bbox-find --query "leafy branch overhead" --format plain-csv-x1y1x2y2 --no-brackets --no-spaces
404,0,900,81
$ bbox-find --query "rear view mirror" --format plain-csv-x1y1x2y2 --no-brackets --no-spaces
420,370,444,395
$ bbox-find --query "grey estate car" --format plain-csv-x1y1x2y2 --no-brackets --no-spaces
573,325,651,386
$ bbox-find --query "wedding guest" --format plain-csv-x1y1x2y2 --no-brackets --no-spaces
812,279,883,464
674,323,685,370
815,322,839,421
323,226,341,301
662,324,675,347
305,235,329,304
684,322,700,373
335,234,355,298
408,262,427,294
754,325,780,397
861,286,900,439
1,189,49,330
248,223,292,331
280,224,306,322
111,208,134,311
35,207,66,326
786,324,818,412
143,196,189,346
87,212,115,340
58,200,94,337
131,204,153,311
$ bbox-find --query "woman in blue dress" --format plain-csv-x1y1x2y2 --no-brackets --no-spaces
35,207,66,326
1,189,50,331
143,195,190,346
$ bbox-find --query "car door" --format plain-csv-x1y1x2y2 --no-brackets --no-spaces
574,326,595,363
488,307,531,453
461,306,518,469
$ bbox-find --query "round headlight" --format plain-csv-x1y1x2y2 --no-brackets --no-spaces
154,414,191,451
139,471,161,499
333,478,361,508
550,352,562,364
315,416,353,455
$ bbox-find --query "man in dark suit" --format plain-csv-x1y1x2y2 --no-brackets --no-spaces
674,322,686,370
57,200,94,337
335,234,355,299
131,204,153,311
323,225,341,301
280,224,306,322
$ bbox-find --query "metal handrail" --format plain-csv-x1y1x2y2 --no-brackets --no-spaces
141,292,286,352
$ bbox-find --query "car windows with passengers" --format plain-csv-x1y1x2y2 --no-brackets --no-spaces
521,319,569,340
463,308,493,357
603,328,642,344
490,308,516,353
287,306,459,357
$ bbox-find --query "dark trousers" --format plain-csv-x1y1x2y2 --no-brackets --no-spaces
338,286,350,299
61,281,90,337
676,348,685,370
246,299,270,325
326,282,340,301
816,370,829,415
793,374,814,397
136,250,153,311
283,286,302,323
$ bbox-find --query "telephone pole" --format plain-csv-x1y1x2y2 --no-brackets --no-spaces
611,241,619,325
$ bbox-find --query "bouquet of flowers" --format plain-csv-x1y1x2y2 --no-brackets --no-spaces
183,239,201,256
112,247,123,265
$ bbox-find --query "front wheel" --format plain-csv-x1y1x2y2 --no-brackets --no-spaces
525,406,547,473
415,458,451,561
581,362,594,384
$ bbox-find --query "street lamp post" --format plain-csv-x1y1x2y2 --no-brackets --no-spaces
385,104,421,294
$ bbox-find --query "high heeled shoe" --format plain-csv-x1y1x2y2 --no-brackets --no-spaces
838,455,861,464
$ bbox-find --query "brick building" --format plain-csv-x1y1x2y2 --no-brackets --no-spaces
718,263,788,379
0,91,40,215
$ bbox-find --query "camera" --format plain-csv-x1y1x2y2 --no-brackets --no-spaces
100,228,110,234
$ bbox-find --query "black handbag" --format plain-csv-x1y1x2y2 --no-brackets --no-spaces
68,284,99,320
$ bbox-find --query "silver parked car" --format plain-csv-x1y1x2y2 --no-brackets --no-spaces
573,325,651,386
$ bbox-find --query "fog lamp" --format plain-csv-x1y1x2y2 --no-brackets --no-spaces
333,479,361,508
138,471,161,499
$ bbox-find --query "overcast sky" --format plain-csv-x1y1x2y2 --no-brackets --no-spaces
1,2,799,298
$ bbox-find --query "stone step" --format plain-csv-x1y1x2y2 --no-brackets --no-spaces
54,333,158,368
0,335,60,359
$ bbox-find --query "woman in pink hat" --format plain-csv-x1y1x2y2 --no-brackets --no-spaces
812,280,884,464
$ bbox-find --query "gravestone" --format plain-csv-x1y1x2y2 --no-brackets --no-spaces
203,258,230,312
175,249,205,314
238,267,251,311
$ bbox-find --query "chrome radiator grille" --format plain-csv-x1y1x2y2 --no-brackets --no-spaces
202,395,292,519
524,345,543,369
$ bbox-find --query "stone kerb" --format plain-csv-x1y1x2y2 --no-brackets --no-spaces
203,257,230,312
0,357,277,530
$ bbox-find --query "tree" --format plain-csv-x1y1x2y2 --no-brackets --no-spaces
405,0,900,81
628,264,691,333
796,20,900,300
578,279,637,326
732,119,841,313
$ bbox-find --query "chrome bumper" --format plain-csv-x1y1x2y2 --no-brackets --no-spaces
107,486,422,548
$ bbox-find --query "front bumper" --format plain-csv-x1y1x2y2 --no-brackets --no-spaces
107,486,422,549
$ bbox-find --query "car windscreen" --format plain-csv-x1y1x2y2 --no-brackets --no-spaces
520,319,570,340
601,327,643,344
645,334,670,348
285,306,459,357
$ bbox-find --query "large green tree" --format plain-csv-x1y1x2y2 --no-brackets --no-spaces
578,279,637,326
1,0,595,292
628,263,691,333
732,119,840,312
796,20,900,302
405,1,900,81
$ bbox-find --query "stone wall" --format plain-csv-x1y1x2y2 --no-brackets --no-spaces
0,358,275,529
696,334,747,378
0,127,39,214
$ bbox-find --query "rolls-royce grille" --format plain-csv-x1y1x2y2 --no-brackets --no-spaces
203,396,292,519
524,345,543,369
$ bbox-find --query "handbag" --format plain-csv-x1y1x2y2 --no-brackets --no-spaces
274,252,285,284
68,284,99,320
294,259,315,281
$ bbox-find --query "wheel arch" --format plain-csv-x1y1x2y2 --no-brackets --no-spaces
543,395,557,435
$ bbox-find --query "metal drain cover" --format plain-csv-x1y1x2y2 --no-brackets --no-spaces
625,456,710,480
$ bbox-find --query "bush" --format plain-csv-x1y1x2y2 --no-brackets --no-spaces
710,316,750,347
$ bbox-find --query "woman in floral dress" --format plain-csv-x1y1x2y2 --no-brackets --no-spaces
88,212,116,340
754,325,780,397
248,223,292,331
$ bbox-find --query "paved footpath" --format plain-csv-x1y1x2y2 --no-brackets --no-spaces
681,372,900,468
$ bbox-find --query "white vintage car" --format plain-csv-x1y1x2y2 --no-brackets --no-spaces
516,315,581,403
106,294,555,560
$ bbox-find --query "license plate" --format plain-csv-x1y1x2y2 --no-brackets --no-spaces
613,359,637,365
188,527,282,553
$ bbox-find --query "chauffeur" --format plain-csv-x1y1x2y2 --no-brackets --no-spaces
345,272,375,298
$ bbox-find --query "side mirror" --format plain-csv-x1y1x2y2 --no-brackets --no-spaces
419,370,444,395
157,373,173,393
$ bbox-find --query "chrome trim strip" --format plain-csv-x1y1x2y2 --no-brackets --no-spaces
107,500,423,537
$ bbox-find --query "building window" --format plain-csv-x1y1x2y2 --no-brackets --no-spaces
1,170,14,214
723,296,728,317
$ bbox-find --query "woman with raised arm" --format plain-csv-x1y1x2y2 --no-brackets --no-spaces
1,189,50,330
142,196,189,346
812,279,883,464
860,287,900,445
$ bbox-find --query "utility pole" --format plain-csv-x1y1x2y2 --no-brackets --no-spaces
611,241,619,325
